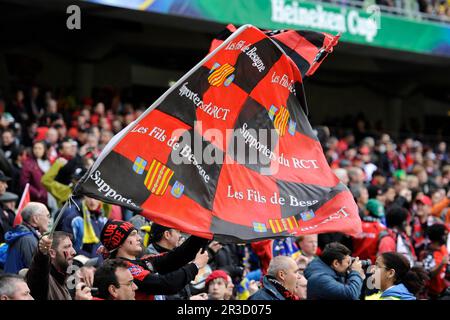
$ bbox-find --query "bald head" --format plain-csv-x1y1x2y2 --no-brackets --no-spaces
21,202,50,233
268,256,296,277
267,256,300,293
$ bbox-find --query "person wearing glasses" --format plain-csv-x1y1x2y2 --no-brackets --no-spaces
93,259,138,300
366,252,428,300
3,202,50,274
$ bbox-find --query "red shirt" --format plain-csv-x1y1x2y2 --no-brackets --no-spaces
421,245,449,295
352,219,386,263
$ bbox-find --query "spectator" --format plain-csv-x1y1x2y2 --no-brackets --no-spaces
351,185,369,217
146,223,181,255
295,272,308,300
56,196,109,258
4,203,50,274
1,129,18,161
19,140,50,204
205,270,229,300
93,259,138,300
333,168,349,185
8,146,27,196
0,192,18,213
249,255,300,300
379,206,416,267
41,157,86,207
347,166,365,190
98,219,209,300
352,199,386,263
366,252,428,300
304,242,365,300
431,188,450,222
412,194,438,257
44,127,59,163
0,171,16,243
55,138,84,186
144,222,201,300
420,224,449,299
26,232,92,300
293,234,318,266
209,243,245,281
224,273,235,300
0,274,33,300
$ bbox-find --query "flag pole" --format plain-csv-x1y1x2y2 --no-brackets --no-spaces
48,200,70,237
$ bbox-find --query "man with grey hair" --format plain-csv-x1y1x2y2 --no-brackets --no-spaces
248,255,301,300
3,202,50,274
333,168,349,186
0,274,33,300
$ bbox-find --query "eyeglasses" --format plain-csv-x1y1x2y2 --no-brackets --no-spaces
118,280,135,288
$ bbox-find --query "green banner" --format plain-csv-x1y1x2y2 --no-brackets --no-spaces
86,0,450,57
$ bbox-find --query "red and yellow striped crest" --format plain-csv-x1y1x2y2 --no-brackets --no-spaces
268,216,299,233
144,159,174,196
273,106,290,137
208,63,235,87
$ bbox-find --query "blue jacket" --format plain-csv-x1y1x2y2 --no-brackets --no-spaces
381,284,416,300
4,224,40,274
304,257,364,300
56,202,107,258
248,276,286,300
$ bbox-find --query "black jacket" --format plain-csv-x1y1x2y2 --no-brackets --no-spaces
119,235,208,300
210,244,245,279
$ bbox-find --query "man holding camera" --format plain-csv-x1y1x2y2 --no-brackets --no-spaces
304,242,365,300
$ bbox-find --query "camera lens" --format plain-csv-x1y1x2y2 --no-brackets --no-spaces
361,259,371,269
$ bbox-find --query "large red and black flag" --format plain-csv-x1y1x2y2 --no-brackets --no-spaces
73,24,361,242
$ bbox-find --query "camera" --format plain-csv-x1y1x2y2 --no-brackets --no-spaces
351,257,372,269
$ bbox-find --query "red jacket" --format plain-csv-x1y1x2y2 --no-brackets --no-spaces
352,217,386,263
19,158,47,204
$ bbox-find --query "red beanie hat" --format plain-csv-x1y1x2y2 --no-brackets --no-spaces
205,270,229,288
99,220,136,254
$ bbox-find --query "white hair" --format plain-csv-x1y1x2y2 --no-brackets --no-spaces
0,274,24,297
20,202,47,223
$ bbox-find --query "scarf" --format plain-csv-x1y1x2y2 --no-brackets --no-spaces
82,201,100,244
266,276,300,300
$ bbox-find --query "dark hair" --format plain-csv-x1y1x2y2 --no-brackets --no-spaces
149,223,172,244
427,223,448,242
57,137,74,151
381,252,428,296
385,206,408,229
51,231,73,250
321,242,351,266
93,259,129,299
32,140,48,161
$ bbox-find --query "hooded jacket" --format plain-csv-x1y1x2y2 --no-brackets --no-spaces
4,223,40,274
304,257,364,300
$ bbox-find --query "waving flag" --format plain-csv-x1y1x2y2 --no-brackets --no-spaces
13,183,30,227
74,24,361,242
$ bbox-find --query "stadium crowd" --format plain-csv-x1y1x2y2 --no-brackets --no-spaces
0,85,448,300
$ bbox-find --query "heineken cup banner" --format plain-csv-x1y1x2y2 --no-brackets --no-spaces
74,24,362,242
